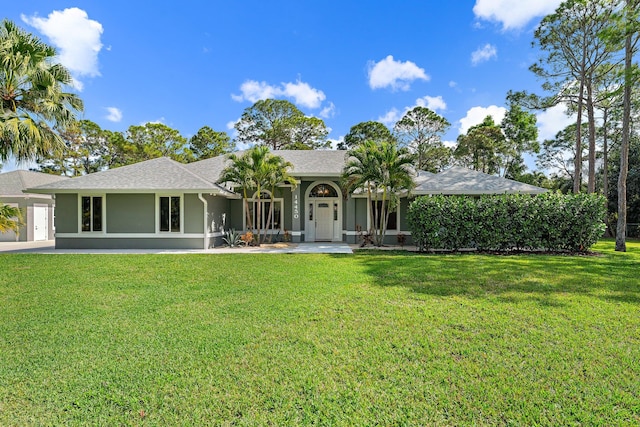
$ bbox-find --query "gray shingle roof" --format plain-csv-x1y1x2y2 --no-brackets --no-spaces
276,150,348,176
414,166,547,195
186,149,348,182
0,170,67,198
26,157,233,194
21,153,547,197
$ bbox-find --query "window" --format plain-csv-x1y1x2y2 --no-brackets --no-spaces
160,196,181,232
309,184,338,198
371,200,397,230
246,191,283,230
81,196,102,232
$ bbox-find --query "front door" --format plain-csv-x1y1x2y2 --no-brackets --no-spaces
33,205,48,241
315,202,333,241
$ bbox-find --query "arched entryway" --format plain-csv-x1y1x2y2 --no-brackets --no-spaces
305,182,342,242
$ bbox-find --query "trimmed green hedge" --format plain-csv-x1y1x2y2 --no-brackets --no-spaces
407,193,607,253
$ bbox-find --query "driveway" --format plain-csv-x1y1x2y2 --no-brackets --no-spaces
0,240,56,253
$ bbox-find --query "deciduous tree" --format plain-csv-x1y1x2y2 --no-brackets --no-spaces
234,99,329,150
454,116,506,175
500,92,540,178
537,123,589,186
339,121,394,150
393,106,451,172
36,120,119,176
531,0,617,193
609,0,640,251
125,123,191,163
188,126,233,161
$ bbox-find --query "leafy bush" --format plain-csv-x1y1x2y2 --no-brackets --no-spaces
240,231,256,246
407,193,607,253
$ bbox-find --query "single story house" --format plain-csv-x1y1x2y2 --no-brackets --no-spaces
0,170,67,242
27,150,546,249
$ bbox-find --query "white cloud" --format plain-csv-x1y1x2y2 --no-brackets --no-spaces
105,107,122,123
449,81,458,88
367,55,430,91
471,44,497,66
319,102,336,119
416,95,447,112
22,8,103,90
69,78,84,91
536,104,575,140
443,140,457,149
328,136,344,150
473,0,563,30
231,80,280,103
458,105,507,134
378,109,402,126
232,79,326,109
282,81,326,108
225,119,240,141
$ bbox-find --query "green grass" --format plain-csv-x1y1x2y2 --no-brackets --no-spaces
1,240,639,425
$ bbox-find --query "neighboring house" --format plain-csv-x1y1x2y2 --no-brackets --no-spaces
0,170,67,242
27,151,546,249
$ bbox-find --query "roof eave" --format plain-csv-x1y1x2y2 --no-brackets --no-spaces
1,192,53,199
413,189,548,195
293,173,342,178
25,187,237,195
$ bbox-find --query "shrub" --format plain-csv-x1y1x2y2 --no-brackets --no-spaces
222,229,244,247
407,192,606,253
240,231,256,246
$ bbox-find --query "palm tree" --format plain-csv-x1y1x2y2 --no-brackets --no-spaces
0,202,23,236
1,19,83,162
376,141,415,244
342,140,414,246
219,146,296,244
342,140,380,237
262,155,298,242
219,151,258,235
245,145,272,244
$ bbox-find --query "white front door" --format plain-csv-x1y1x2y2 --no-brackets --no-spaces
315,202,333,241
33,206,48,241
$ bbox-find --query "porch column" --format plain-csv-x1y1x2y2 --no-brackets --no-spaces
291,186,302,243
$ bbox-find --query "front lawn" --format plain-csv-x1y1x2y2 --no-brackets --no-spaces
1,240,639,425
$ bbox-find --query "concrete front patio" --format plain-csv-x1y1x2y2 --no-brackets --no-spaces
0,241,353,254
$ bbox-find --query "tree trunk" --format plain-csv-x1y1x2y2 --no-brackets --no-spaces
586,81,597,193
574,51,587,194
603,108,612,236
616,13,633,252
243,189,253,233
263,190,275,243
602,109,609,199
255,189,262,245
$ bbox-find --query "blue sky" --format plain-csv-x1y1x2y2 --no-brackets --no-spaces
4,0,574,171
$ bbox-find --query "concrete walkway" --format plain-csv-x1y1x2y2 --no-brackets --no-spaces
0,240,56,253
0,241,353,254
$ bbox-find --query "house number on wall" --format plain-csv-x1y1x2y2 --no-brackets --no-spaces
293,194,299,219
